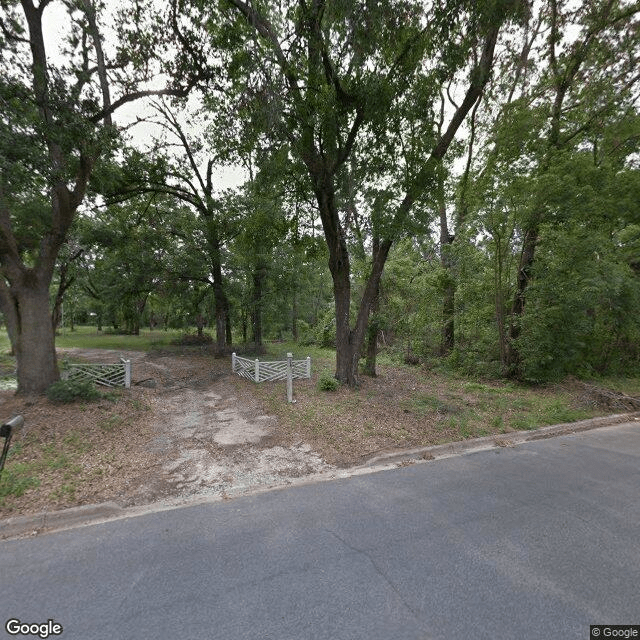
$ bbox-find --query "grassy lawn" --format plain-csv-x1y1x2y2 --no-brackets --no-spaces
0,388,157,515
0,326,187,354
54,326,185,351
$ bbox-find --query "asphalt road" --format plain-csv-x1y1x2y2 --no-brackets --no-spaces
1,423,639,640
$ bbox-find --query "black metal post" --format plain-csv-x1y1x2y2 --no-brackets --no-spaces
0,415,24,480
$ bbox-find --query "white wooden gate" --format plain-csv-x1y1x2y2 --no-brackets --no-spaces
232,353,311,383
65,359,131,388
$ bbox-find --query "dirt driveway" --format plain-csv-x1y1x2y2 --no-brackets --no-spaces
0,348,333,517
73,348,334,498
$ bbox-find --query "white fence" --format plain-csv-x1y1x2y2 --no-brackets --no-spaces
232,353,311,383
64,359,131,388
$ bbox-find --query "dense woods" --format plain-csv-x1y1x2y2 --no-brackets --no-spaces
1,0,639,393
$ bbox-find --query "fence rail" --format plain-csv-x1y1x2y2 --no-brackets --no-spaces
232,353,311,383
64,359,131,388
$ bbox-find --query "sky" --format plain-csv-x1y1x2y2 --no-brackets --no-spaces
40,0,248,192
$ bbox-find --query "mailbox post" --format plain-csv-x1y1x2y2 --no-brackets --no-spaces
0,415,24,480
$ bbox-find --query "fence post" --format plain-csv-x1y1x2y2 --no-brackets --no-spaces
124,360,131,388
286,352,293,403
306,356,311,378
232,352,236,373
255,358,260,383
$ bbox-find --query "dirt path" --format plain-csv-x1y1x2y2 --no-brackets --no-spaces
59,348,334,503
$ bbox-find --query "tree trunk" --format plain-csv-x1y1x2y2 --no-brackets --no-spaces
206,220,229,355
214,297,226,353
439,190,455,355
195,313,205,337
251,262,267,349
241,308,248,344
225,308,232,346
506,222,539,371
292,289,299,342
364,237,381,377
363,298,379,377
0,280,59,394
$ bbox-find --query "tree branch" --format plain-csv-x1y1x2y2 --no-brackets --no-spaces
90,86,194,123
226,0,303,102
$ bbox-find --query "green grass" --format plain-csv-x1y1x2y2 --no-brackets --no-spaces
0,433,86,507
507,395,592,431
589,376,640,396
98,414,124,432
0,463,41,503
403,393,458,416
54,326,183,351
263,340,335,367
0,326,184,357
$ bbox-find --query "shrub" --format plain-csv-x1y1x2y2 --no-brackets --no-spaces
171,332,213,346
46,379,100,403
317,371,339,392
315,309,337,348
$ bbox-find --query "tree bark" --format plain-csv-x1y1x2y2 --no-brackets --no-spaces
0,278,59,394
205,219,230,354
364,236,381,377
251,262,267,349
439,183,455,355
225,301,232,346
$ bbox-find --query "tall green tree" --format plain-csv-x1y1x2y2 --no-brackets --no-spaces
504,0,640,372
183,0,523,385
0,0,198,393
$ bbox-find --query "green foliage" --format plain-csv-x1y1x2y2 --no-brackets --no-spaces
0,463,40,500
171,333,214,346
317,371,339,392
315,309,337,349
516,186,640,382
46,379,101,404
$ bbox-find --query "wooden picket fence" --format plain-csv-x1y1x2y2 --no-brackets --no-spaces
64,359,132,388
232,353,311,383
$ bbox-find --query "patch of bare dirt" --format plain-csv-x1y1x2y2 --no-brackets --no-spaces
0,348,333,518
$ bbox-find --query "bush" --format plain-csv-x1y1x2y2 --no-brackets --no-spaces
171,332,213,346
46,379,100,403
317,371,339,392
315,310,337,348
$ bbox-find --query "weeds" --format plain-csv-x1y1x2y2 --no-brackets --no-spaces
317,371,339,392
47,379,100,403
98,414,124,432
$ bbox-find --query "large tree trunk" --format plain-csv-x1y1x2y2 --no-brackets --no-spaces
0,279,59,394
363,290,380,377
506,222,539,371
225,302,232,346
315,182,363,386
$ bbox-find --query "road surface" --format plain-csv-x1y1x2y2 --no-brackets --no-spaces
1,422,639,639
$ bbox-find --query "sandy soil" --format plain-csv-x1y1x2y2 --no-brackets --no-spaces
0,348,333,517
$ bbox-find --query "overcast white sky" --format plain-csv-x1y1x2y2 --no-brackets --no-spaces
40,1,248,192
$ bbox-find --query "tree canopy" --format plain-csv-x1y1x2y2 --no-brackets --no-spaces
1,0,639,394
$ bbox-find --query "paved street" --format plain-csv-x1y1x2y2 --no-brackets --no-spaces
1,422,639,640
